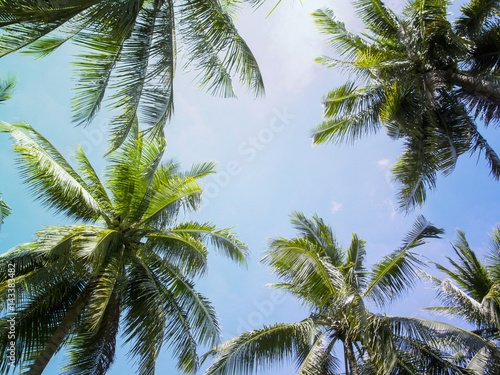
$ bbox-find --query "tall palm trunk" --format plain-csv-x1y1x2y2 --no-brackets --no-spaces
342,336,359,375
437,70,500,103
26,282,93,375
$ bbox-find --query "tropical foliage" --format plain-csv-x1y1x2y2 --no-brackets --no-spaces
0,122,248,375
423,226,500,342
0,74,15,104
0,74,15,229
203,213,496,374
0,0,264,149
0,193,11,230
312,0,500,210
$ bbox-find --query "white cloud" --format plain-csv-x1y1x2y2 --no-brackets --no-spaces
383,200,397,220
331,201,343,214
377,159,391,167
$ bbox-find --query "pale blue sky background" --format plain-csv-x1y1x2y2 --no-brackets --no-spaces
1,0,499,374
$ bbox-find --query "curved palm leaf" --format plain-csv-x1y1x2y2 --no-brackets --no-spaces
204,320,317,375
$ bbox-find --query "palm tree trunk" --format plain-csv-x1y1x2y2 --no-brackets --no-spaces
26,282,93,375
343,337,359,375
436,70,500,103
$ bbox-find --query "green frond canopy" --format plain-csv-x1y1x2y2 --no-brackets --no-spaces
203,213,464,375
0,0,264,150
0,122,248,374
313,0,500,211
0,74,16,103
426,227,500,338
0,194,11,230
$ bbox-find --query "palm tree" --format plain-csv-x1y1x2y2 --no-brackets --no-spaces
311,0,500,211
203,212,495,374
0,121,248,375
423,227,500,341
0,0,264,149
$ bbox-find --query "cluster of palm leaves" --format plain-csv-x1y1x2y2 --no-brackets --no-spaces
204,214,500,375
424,228,500,342
312,0,500,210
0,0,264,149
0,122,248,375
0,74,15,230
0,0,499,374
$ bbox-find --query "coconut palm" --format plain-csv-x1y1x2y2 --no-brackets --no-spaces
0,121,248,375
423,227,500,341
203,212,495,375
0,0,264,149
312,0,500,211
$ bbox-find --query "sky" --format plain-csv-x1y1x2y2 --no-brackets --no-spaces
1,0,499,374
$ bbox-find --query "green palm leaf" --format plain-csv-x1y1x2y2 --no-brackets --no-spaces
313,0,500,211
0,122,107,222
364,215,443,306
204,320,316,375
0,194,11,229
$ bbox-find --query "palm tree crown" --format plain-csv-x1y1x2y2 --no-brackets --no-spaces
312,0,500,211
0,121,248,375
423,226,500,342
203,213,493,374
0,0,264,149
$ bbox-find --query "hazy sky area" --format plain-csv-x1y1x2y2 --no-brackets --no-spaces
1,0,499,374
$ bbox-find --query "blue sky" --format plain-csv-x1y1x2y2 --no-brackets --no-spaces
1,0,499,374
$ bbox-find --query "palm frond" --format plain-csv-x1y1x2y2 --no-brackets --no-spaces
0,122,106,222
364,215,442,306
122,256,169,375
392,135,439,211
106,129,165,218
486,225,500,281
165,221,248,265
297,331,339,375
345,234,367,289
179,0,264,98
71,32,125,127
313,8,370,60
144,231,209,278
0,194,11,229
143,249,221,348
354,0,401,37
455,0,500,37
106,7,157,150
63,278,121,375
0,74,15,103
263,237,344,306
311,107,383,145
289,211,343,267
137,0,176,130
388,315,497,355
139,177,203,228
74,146,114,214
438,230,493,300
203,320,317,375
